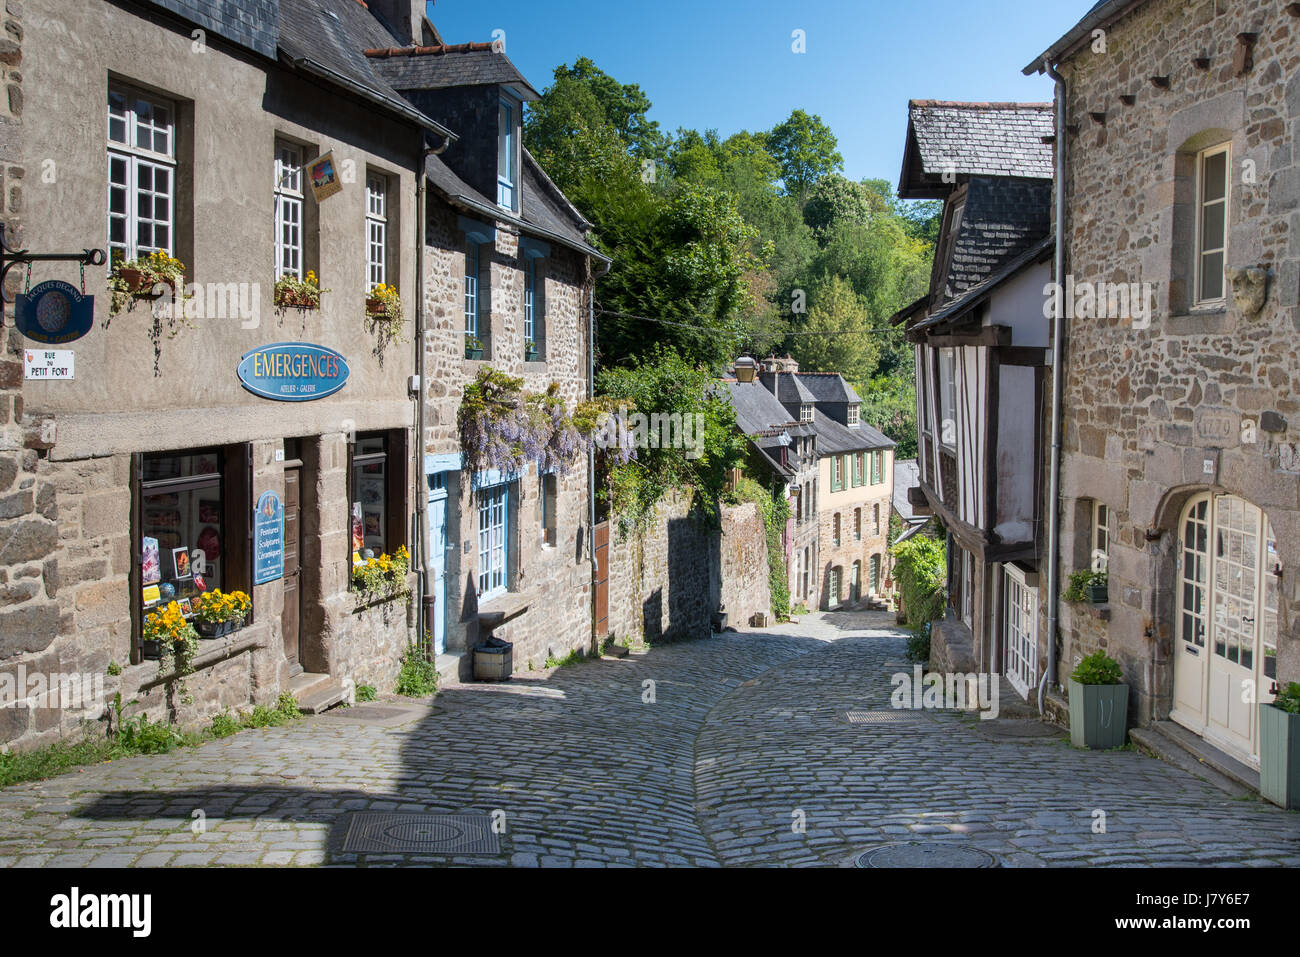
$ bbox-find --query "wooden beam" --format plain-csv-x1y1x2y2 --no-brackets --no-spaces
924,325,1013,348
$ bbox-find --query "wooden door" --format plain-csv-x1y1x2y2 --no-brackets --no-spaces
593,521,610,640
282,463,301,671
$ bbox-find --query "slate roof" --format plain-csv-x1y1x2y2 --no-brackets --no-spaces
367,44,540,99
943,176,1052,301
424,150,607,262
898,101,1054,199
893,459,923,523
812,410,894,455
794,372,862,404
763,372,817,405
1023,0,1149,74
277,0,454,138
725,380,801,437
914,235,1054,335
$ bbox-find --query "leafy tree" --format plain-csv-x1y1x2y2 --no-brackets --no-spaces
766,109,843,204
539,57,666,161
786,276,880,385
803,173,889,235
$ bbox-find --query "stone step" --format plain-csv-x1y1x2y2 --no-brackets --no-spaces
601,642,630,660
292,674,348,715
435,653,463,685
1130,721,1258,799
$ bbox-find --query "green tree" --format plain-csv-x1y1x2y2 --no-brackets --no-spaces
787,276,880,384
766,109,844,205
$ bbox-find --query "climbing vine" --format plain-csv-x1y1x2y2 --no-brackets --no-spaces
890,534,946,630
726,476,791,620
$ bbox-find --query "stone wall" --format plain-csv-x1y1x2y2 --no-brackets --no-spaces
1049,0,1300,723
607,491,711,644
713,501,771,627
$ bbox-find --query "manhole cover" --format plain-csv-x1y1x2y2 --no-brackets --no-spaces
844,710,925,724
855,842,997,868
343,813,500,855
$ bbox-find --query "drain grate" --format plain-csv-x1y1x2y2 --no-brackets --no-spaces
844,710,926,724
856,842,997,868
342,813,500,855
326,706,411,721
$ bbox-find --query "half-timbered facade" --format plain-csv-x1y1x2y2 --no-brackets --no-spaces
895,101,1054,687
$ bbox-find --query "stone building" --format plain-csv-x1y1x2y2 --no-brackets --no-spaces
893,100,1056,691
1025,0,1299,769
366,21,610,676
740,357,895,611
0,0,605,750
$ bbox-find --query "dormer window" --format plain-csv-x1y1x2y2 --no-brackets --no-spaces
847,404,860,427
800,404,813,423
498,96,519,212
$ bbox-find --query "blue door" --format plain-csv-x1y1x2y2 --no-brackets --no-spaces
428,472,448,655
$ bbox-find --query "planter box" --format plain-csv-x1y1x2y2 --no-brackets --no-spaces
1259,703,1300,810
275,293,320,310
1086,583,1109,604
141,639,162,660
465,347,484,360
473,636,513,682
1068,678,1129,749
197,619,243,639
118,268,178,299
525,349,540,362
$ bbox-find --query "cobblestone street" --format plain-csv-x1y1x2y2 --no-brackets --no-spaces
1,611,1298,868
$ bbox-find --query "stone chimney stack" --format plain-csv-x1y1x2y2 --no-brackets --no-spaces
781,354,800,373
368,0,424,46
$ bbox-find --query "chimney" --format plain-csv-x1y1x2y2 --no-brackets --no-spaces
367,0,424,46
781,354,800,374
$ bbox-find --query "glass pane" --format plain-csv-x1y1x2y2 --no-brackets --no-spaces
1201,201,1225,251
353,443,388,555
143,451,220,483
1202,151,1227,202
141,482,223,622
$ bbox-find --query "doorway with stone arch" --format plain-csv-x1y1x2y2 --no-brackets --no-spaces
1170,492,1280,764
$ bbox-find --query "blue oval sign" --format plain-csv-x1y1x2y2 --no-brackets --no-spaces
237,341,349,402
15,280,94,344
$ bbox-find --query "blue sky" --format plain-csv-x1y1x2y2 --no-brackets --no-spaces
424,0,1089,185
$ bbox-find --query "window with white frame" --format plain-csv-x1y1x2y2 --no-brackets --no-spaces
477,483,508,597
273,142,303,279
828,566,840,608
1092,501,1110,573
853,508,861,541
938,348,957,450
498,97,518,211
847,404,860,426
800,404,814,423
366,173,388,289
108,85,176,263
1195,144,1229,305
873,503,881,536
464,243,480,341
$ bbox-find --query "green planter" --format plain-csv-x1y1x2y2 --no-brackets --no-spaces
1259,703,1300,810
1086,583,1108,604
1068,678,1129,749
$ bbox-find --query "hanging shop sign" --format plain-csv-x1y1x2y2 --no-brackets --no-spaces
253,490,285,586
24,348,74,380
237,341,349,402
308,151,343,202
15,280,94,344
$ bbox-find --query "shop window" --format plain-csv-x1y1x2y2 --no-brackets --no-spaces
134,446,250,654
349,431,407,563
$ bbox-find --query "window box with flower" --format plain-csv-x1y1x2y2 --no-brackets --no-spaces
109,251,188,316
142,600,201,704
191,589,251,639
274,270,327,311
365,282,404,341
465,335,485,360
352,545,411,603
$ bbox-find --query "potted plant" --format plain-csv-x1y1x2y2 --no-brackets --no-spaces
1068,650,1129,749
1260,682,1300,809
365,283,405,345
352,545,411,601
274,270,327,310
525,339,539,362
465,335,484,360
142,600,200,704
191,589,251,639
109,251,187,316
1064,569,1108,604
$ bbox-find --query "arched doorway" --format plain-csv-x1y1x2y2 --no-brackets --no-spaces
1171,493,1280,763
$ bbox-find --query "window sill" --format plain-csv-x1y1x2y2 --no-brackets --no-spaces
478,588,535,630
139,628,266,689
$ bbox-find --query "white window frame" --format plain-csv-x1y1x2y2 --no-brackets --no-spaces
477,483,508,598
108,85,176,263
847,405,860,426
498,96,519,212
939,348,957,451
366,173,388,289
1092,501,1110,573
524,257,536,345
274,142,304,280
1194,143,1230,307
800,404,814,423
464,243,480,340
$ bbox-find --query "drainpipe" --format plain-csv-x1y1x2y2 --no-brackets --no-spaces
415,134,452,654
1038,57,1067,715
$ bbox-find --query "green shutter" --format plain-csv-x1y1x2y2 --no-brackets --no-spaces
851,453,860,487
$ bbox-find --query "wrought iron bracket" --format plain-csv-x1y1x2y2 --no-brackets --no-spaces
0,223,105,317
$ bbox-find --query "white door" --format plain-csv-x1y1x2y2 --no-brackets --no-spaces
428,472,448,655
1172,494,1278,762
1003,564,1037,700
